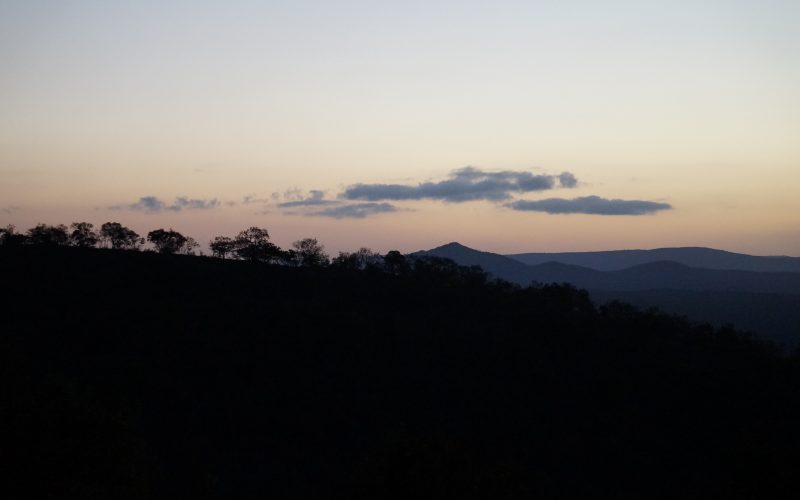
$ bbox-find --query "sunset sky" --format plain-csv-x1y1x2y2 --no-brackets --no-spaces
1,0,798,255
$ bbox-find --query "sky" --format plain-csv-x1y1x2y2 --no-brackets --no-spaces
1,0,799,255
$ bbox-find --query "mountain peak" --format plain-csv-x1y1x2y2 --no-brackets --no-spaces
433,241,473,251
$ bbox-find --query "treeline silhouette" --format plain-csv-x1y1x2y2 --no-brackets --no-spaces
2,224,800,499
1,222,405,270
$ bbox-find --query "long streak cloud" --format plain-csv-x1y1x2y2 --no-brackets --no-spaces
308,203,398,219
509,196,672,215
112,196,220,213
343,167,577,203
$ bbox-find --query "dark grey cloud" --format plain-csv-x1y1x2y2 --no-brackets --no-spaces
509,196,672,215
113,196,220,213
308,203,398,219
277,190,337,208
559,172,578,188
125,196,166,212
342,166,577,203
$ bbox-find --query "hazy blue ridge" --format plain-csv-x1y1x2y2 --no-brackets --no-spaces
506,247,800,273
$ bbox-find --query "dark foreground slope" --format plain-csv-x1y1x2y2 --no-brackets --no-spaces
2,246,800,499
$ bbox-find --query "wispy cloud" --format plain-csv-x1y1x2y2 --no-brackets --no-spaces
342,166,577,203
277,190,337,208
123,196,166,212
171,197,219,210
112,196,220,213
274,188,396,219
242,194,272,205
1,206,20,215
508,196,672,215
308,203,398,219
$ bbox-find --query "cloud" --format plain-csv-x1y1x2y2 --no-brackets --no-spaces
559,172,578,188
1,206,20,215
126,196,166,212
281,187,304,201
508,196,672,215
277,190,337,208
242,195,269,205
275,190,395,218
308,203,398,219
171,197,220,210
342,166,577,203
113,196,220,213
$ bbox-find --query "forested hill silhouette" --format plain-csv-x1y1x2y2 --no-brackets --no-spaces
2,240,800,499
419,242,800,345
508,246,800,272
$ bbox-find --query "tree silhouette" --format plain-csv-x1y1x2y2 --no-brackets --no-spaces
182,237,199,255
100,222,143,250
69,222,99,248
332,247,381,270
0,225,27,247
26,223,69,246
233,227,281,262
383,250,410,275
292,238,329,267
410,255,488,287
279,248,298,266
147,229,189,255
209,236,235,259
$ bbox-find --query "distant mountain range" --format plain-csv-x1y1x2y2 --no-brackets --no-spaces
415,242,800,344
507,247,800,273
416,242,800,293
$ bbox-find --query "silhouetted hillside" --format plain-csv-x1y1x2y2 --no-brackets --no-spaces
591,289,800,346
2,245,800,499
421,242,800,343
508,246,800,272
